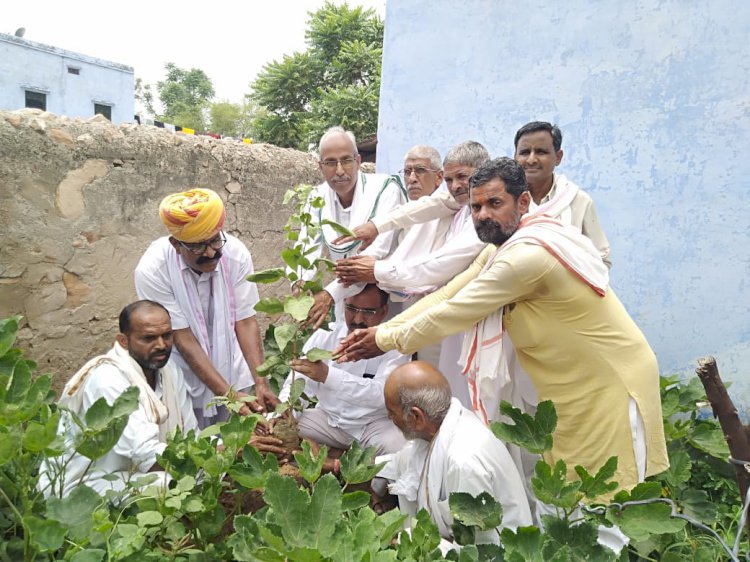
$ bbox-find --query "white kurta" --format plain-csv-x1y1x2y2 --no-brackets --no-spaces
280,322,409,440
378,399,532,544
40,358,198,498
135,234,260,415
297,171,407,305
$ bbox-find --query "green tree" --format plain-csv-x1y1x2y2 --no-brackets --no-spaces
209,99,260,138
157,63,215,131
249,2,383,149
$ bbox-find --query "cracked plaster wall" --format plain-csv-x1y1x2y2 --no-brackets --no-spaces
0,108,323,391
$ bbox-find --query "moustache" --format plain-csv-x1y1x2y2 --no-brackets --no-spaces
197,251,222,264
348,323,368,331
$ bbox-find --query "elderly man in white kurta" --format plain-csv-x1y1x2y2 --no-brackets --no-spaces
335,142,490,406
135,188,277,428
303,126,407,330
40,301,199,498
378,362,532,544
281,284,409,455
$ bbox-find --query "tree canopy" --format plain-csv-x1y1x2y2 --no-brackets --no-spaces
249,2,384,150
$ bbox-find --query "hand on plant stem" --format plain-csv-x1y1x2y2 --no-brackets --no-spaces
334,255,377,286
290,358,329,383
332,221,379,251
333,327,384,362
306,290,334,330
252,380,280,412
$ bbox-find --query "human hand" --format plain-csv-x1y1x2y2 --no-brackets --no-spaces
252,381,280,413
333,327,384,362
332,221,379,251
305,290,334,330
290,358,329,383
248,435,287,458
334,255,377,286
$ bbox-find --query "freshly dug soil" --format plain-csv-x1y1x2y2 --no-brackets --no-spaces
273,417,301,456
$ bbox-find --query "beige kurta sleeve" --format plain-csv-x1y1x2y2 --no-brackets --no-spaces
376,244,553,355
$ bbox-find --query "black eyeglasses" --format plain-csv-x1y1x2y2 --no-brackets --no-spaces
345,304,381,317
320,157,358,172
399,166,440,178
179,232,227,255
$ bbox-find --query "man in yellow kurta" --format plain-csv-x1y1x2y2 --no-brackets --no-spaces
335,157,668,491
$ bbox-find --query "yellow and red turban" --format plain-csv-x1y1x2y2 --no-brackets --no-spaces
159,188,226,243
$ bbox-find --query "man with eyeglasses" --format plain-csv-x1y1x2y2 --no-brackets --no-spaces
301,126,407,330
279,284,409,455
334,142,490,406
135,188,278,427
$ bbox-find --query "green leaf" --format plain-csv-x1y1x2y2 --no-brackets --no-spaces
320,219,356,237
339,441,386,484
294,440,327,484
574,456,619,499
341,490,371,511
0,315,21,358
23,409,60,452
289,377,307,405
448,491,503,531
257,355,284,377
531,459,581,509
84,386,139,430
688,421,729,458
246,268,286,284
397,509,442,560
255,298,285,315
541,517,613,561
24,515,67,551
229,445,278,489
76,386,139,461
220,414,259,455
501,525,546,562
0,426,22,465
490,400,557,454
606,501,685,541
46,485,103,540
656,446,692,488
679,488,716,523
284,295,315,322
136,510,164,526
305,347,333,362
70,549,106,562
228,514,260,561
274,323,298,353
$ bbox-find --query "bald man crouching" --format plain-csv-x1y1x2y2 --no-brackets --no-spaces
376,362,532,545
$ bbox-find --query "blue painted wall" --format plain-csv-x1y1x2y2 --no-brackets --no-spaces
377,1,750,399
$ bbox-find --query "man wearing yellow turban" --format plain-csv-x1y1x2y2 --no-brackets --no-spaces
135,188,278,427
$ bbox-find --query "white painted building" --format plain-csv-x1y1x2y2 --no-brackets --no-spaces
0,32,134,124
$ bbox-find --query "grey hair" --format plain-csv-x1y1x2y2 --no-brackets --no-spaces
318,125,358,154
443,141,490,169
404,145,442,170
398,384,452,425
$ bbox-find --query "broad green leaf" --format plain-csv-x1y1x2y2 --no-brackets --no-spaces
0,315,21,358
679,488,716,523
612,480,662,504
281,248,311,271
341,490,371,511
294,440,327,484
23,409,60,452
306,347,333,362
229,445,278,489
76,387,139,461
228,514,260,562
289,377,307,405
136,510,163,526
501,525,546,562
0,426,22,465
46,485,103,540
490,400,556,454
531,459,581,509
541,517,614,561
457,544,480,562
70,549,106,562
220,414,259,454
24,515,66,551
274,323,298,353
656,446,692,488
246,268,286,284
688,421,729,458
284,295,315,322
451,520,475,547
448,491,503,531
574,456,619,499
340,441,386,484
255,298,285,315
257,355,284,377
0,364,51,425
606,501,685,541
321,219,356,238
283,188,297,205
84,386,139,430
397,509,442,560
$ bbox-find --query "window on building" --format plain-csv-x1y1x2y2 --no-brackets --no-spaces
25,91,46,110
94,103,112,120
67,66,80,75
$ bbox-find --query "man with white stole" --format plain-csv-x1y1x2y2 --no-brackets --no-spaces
335,141,489,407
302,126,407,329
